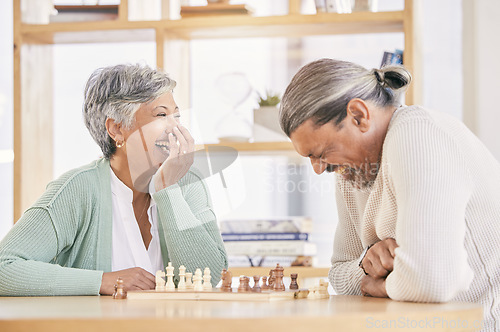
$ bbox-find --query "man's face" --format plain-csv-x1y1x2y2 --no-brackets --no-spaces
290,117,382,189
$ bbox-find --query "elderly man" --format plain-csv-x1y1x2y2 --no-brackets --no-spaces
279,58,499,331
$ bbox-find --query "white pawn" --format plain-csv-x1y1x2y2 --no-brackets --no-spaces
193,268,203,291
202,267,212,290
178,265,187,291
165,262,175,291
185,272,193,290
155,270,166,291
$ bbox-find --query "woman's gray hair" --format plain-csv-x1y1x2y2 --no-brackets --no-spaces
83,63,176,159
279,58,411,136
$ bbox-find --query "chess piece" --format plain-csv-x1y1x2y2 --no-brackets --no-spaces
203,267,212,290
221,269,232,292
193,268,203,291
112,277,127,299
289,273,299,290
261,276,269,291
272,264,285,291
307,279,329,300
252,275,261,292
268,269,275,288
185,272,193,290
238,276,250,292
155,270,166,291
317,279,329,299
178,265,187,291
165,262,175,291
307,285,318,300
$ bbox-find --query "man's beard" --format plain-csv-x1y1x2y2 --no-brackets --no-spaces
327,161,380,189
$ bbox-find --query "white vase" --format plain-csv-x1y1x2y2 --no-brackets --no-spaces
252,106,289,142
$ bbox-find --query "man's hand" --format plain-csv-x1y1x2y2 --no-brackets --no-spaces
360,275,388,298
100,267,155,295
360,238,398,278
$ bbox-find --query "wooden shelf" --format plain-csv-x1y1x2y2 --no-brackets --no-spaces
13,0,420,222
20,11,404,44
196,141,295,152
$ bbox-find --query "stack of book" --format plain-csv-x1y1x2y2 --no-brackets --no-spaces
180,3,253,18
220,217,317,267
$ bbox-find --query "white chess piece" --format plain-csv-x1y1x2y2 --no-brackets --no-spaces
185,272,193,290
202,267,212,290
317,279,329,299
155,270,166,291
307,285,318,300
165,262,176,291
193,268,203,291
178,265,187,291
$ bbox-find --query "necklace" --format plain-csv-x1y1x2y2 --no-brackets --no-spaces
135,195,151,225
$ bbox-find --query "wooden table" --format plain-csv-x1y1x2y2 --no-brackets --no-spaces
0,295,483,332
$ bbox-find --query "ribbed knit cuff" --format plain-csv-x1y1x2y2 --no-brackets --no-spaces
153,184,203,231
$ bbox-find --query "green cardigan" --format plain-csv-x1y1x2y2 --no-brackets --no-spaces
0,159,228,296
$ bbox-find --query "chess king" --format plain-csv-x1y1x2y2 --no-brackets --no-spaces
0,64,228,296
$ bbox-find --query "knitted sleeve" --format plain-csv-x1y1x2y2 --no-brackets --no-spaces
152,169,228,285
385,119,474,302
329,179,365,295
0,207,103,296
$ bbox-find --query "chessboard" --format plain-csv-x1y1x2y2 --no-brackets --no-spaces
114,262,327,301
127,288,309,301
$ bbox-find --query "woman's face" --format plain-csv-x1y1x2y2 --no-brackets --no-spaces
121,91,181,188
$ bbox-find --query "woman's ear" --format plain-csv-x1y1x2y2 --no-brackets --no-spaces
346,98,370,133
105,118,124,143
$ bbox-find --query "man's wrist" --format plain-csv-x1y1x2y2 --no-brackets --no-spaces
358,244,374,274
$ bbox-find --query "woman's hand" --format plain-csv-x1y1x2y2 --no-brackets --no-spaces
100,267,155,295
154,125,195,191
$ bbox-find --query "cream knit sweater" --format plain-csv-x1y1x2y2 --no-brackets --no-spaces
329,106,500,331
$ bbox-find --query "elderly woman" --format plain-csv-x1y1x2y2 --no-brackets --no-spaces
0,64,227,296
280,58,500,331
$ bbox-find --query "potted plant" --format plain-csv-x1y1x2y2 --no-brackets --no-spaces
253,90,288,142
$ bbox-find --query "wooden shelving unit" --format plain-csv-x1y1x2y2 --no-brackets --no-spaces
196,141,294,152
13,0,421,229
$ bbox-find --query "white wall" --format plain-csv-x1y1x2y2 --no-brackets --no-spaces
463,0,500,162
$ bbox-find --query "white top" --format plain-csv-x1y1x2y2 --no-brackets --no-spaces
329,105,500,331
110,169,164,275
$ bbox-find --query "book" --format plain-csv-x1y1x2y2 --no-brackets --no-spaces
219,217,313,234
224,240,317,256
180,3,253,17
50,5,118,22
380,49,404,68
222,232,309,241
228,255,315,267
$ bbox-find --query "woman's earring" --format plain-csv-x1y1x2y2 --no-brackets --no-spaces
116,140,124,148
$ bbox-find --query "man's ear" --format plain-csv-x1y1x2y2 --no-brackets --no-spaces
105,118,124,143
346,98,370,133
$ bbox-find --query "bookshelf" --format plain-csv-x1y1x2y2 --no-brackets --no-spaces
13,0,421,228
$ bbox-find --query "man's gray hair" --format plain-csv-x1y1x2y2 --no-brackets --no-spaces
83,63,176,159
279,58,411,136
